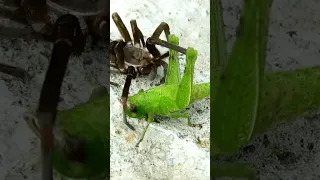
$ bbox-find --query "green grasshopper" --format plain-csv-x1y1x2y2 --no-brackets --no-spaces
24,86,110,179
211,0,320,179
212,66,320,179
120,34,210,147
211,0,273,178
212,0,272,155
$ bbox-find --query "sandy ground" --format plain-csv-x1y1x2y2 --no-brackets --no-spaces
110,0,210,180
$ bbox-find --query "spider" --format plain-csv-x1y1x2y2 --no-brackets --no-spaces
110,12,186,84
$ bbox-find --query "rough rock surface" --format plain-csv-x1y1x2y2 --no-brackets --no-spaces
110,0,210,179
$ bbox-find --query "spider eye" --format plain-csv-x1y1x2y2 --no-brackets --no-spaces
140,67,151,74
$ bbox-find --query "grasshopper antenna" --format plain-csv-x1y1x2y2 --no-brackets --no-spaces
37,14,85,180
121,66,136,130
147,37,187,54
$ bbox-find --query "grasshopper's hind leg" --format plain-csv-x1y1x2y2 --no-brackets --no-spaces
175,45,198,109
163,36,201,126
166,113,202,128
164,34,181,85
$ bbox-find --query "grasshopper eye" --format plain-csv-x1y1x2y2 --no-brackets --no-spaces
129,105,137,113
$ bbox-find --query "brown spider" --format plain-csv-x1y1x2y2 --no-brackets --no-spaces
110,12,187,83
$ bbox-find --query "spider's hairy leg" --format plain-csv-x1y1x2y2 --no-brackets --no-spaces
148,38,187,54
130,19,145,47
130,20,141,46
113,40,127,73
112,12,132,43
146,22,171,58
121,66,136,130
110,40,121,69
144,22,171,82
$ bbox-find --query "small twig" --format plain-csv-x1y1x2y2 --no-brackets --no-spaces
110,81,120,86
0,5,27,24
0,63,30,82
0,26,34,38
46,0,106,17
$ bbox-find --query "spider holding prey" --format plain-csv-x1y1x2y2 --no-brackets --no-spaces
110,12,187,85
110,12,190,130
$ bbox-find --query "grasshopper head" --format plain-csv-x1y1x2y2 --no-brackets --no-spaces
120,95,146,131
125,100,146,119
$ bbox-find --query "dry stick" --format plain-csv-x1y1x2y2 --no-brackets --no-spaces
0,63,29,82
46,0,106,16
0,5,27,24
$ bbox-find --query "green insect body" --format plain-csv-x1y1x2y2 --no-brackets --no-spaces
211,0,273,155
211,66,320,140
212,66,320,179
127,83,210,119
211,0,320,179
25,87,109,179
211,0,274,179
125,34,210,146
255,67,320,136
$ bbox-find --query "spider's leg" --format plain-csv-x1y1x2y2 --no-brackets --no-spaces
144,23,169,82
130,19,147,48
121,66,137,130
113,40,127,73
138,28,146,47
146,22,170,56
147,22,186,54
112,12,132,43
130,20,140,46
134,21,146,47
148,38,187,54
145,22,171,58
151,22,170,40
110,40,121,70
